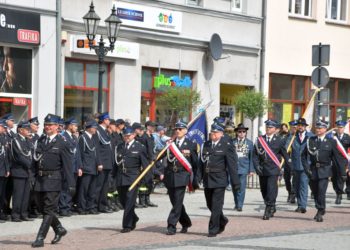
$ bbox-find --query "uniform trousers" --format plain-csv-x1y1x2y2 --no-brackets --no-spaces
36,191,60,216
78,174,97,211
119,185,138,229
310,178,328,211
96,169,111,211
294,170,309,209
58,180,71,213
11,177,30,219
331,165,344,195
204,187,228,234
283,163,295,195
167,186,191,232
259,175,279,206
233,174,247,209
0,177,7,215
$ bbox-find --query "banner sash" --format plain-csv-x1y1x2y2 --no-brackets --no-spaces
258,136,282,169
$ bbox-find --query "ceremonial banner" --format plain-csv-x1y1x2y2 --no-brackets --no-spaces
186,111,208,146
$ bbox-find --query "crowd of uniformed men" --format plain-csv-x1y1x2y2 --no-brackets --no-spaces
0,112,349,248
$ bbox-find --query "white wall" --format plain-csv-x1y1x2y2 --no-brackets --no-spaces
264,0,350,95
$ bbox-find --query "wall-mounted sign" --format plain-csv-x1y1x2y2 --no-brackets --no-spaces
154,74,192,88
0,8,40,45
114,2,182,33
70,35,139,60
13,97,27,106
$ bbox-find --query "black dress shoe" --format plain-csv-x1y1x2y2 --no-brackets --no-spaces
28,214,38,219
11,217,22,222
218,219,228,234
88,210,99,215
236,207,242,212
335,194,342,205
21,217,34,221
347,193,350,200
166,230,176,235
99,209,113,213
131,217,139,230
300,208,307,213
208,233,217,237
180,227,188,233
121,228,131,233
295,207,302,212
51,227,67,244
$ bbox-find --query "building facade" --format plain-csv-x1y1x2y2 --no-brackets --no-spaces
61,0,263,137
0,0,58,123
264,0,350,126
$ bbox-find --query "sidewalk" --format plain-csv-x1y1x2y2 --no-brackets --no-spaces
0,183,349,250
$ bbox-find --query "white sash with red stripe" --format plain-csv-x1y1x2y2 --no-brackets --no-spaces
168,142,193,191
334,136,350,162
257,136,282,169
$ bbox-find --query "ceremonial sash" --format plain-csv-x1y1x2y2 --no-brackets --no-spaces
257,136,281,169
169,142,194,191
334,136,350,162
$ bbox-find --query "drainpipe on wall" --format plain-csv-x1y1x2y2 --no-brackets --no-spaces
258,0,267,135
55,0,62,116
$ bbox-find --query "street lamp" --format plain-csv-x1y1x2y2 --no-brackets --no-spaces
83,1,122,113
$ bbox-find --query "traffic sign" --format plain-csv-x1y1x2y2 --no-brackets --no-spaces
311,67,329,87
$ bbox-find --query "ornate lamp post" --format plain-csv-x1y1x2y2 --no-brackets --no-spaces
83,1,122,113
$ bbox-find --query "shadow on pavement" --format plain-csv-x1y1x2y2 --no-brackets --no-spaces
0,240,32,245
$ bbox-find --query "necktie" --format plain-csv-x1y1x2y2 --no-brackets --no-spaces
126,143,129,149
46,138,50,145
299,133,303,142
176,140,180,148
266,137,270,143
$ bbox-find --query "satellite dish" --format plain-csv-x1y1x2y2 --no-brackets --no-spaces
209,33,223,61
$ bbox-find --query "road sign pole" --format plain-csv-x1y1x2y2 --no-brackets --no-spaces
317,43,322,119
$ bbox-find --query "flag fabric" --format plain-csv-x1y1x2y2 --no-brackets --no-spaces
186,111,208,146
168,142,194,191
302,88,320,130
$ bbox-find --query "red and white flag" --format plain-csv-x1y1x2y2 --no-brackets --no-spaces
168,142,194,191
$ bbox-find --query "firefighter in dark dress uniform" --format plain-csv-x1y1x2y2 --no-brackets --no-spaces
199,123,240,237
115,126,149,233
10,120,33,222
333,120,350,204
302,120,348,222
253,120,291,220
0,119,10,223
31,114,75,248
164,121,198,236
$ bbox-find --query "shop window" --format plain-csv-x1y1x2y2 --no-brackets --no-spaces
337,80,350,103
270,74,292,100
295,76,305,100
289,0,312,17
0,46,32,120
86,63,108,88
64,61,84,87
141,67,193,127
326,0,347,21
328,78,336,102
231,0,242,12
0,46,32,94
335,106,350,121
64,59,110,126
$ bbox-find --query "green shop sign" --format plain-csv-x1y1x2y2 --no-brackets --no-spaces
154,74,192,88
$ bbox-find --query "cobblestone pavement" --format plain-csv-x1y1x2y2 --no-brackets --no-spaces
0,183,350,250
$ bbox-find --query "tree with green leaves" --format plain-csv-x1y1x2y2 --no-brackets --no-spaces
157,86,201,128
234,89,270,134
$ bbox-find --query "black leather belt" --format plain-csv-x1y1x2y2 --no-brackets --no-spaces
315,163,329,168
38,170,60,176
205,167,225,173
171,166,186,173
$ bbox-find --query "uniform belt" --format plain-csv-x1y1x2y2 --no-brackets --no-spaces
171,166,186,173
121,167,140,174
205,167,225,173
38,170,60,176
314,163,330,168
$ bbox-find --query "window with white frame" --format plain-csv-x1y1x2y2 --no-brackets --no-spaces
231,0,242,12
289,0,312,17
326,0,347,21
